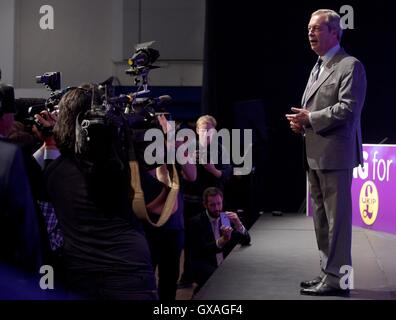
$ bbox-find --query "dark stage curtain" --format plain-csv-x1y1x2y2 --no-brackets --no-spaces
201,0,396,212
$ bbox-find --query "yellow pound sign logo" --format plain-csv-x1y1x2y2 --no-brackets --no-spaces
359,181,379,226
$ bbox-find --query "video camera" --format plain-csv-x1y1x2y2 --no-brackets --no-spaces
125,41,160,96
126,41,160,77
75,42,171,169
83,41,169,128
36,72,61,92
25,72,74,136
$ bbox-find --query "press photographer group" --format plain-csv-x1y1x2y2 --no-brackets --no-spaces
0,41,253,301
25,45,253,178
6,2,396,309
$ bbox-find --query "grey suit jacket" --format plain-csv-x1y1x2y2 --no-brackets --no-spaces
302,48,367,170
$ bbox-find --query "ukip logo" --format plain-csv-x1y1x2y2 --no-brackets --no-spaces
359,181,379,226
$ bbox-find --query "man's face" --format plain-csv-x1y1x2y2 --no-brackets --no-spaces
197,122,215,147
308,14,338,56
204,194,223,218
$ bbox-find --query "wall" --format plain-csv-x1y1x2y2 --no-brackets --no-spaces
0,0,15,85
115,0,205,86
0,0,205,98
14,0,114,92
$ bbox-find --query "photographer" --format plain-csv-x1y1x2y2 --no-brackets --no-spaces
29,110,65,277
142,114,196,301
7,101,64,259
45,86,157,300
180,115,233,288
3,89,62,278
1,81,65,296
32,110,60,169
189,187,251,295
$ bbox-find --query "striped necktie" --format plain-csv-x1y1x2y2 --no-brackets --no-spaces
314,58,323,81
303,58,323,108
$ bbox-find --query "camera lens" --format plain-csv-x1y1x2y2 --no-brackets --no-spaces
35,76,43,84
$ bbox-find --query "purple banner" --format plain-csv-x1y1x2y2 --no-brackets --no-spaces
307,145,396,235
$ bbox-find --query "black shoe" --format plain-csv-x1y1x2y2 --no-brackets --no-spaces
300,282,350,297
300,277,322,288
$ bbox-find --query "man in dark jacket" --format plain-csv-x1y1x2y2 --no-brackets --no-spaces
0,139,46,299
189,187,251,293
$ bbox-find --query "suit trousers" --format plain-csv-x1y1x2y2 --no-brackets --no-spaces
308,168,353,287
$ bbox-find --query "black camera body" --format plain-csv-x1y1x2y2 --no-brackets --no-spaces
76,95,167,161
22,103,54,136
81,41,167,135
36,72,61,92
126,41,160,77
76,42,170,170
23,72,69,136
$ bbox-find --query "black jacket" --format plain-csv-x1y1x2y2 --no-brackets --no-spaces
189,211,251,286
0,140,43,272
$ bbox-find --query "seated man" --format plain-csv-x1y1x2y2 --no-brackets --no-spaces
189,187,251,293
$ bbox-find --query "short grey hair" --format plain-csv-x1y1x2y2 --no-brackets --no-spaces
312,9,343,41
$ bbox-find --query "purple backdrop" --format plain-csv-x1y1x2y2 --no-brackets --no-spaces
307,144,396,235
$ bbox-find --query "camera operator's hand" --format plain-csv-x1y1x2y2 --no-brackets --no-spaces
158,114,178,147
157,114,172,134
32,110,58,147
35,110,58,127
157,114,197,181
203,163,222,178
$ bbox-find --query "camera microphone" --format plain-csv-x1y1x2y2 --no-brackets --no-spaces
109,93,137,104
153,95,172,106
109,94,171,106
128,48,160,68
35,72,61,91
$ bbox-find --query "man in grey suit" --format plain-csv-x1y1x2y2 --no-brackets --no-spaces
286,9,366,296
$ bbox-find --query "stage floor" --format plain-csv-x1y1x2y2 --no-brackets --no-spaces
194,213,396,300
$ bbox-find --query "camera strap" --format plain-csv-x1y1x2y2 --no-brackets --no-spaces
129,160,180,228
